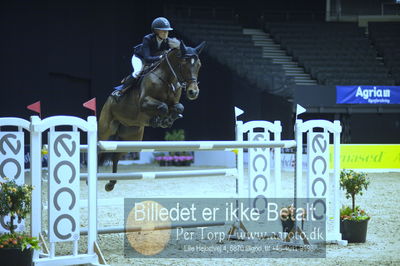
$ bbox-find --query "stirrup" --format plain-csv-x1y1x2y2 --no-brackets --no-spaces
111,90,122,97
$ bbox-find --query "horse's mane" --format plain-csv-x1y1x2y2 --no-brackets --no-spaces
141,44,201,80
165,48,181,59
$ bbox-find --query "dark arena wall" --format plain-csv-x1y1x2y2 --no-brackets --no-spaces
0,0,399,142
0,0,238,141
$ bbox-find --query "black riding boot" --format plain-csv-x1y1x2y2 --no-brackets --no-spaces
122,75,136,89
112,75,137,100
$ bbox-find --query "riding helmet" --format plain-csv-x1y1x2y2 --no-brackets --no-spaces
151,17,173,31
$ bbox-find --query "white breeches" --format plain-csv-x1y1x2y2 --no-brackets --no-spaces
131,55,143,78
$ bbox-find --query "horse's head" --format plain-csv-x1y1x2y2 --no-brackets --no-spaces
176,41,205,100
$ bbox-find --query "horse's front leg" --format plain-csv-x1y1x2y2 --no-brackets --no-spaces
171,102,184,121
157,103,185,128
169,103,184,120
140,96,169,117
140,96,170,127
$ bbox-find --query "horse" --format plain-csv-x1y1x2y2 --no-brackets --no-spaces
98,41,205,191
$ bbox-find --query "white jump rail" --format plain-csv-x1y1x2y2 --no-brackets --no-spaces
80,168,238,181
98,140,296,152
295,119,345,245
0,117,30,234
1,114,347,266
30,115,99,266
81,221,226,235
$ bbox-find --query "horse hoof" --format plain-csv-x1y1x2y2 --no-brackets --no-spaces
149,116,162,128
159,122,169,128
162,121,173,128
157,103,168,115
173,103,184,114
105,182,115,192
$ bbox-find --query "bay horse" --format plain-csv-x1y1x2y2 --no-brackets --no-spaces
98,41,205,191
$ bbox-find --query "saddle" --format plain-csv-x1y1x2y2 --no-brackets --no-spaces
119,74,141,90
119,60,162,91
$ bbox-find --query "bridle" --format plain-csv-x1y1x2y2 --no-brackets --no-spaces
164,49,199,92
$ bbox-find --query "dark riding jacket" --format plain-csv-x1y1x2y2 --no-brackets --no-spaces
134,33,171,64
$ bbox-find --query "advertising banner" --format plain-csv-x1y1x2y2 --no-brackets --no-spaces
329,144,400,169
336,86,400,104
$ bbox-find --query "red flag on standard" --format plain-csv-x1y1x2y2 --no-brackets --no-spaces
83,98,96,115
27,101,41,115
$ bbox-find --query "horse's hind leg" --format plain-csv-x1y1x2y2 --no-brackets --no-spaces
98,97,119,141
104,125,144,191
104,152,124,192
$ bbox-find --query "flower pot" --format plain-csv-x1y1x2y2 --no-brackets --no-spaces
173,161,191,166
182,161,192,166
0,247,33,266
173,161,181,166
340,219,369,243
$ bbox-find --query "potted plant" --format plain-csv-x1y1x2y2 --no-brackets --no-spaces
154,153,174,166
154,152,194,167
154,129,194,167
0,178,40,265
172,152,194,166
164,129,185,142
339,169,371,243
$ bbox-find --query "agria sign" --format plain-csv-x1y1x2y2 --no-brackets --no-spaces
336,85,400,104
355,86,390,103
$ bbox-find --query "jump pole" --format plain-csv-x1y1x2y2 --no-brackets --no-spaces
80,168,238,181
98,140,296,152
81,221,226,235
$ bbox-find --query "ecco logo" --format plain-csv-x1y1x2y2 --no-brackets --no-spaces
308,132,328,220
249,132,270,214
49,133,79,241
0,132,24,232
0,134,22,179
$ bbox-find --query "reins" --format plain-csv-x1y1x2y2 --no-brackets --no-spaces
164,49,199,92
144,49,199,93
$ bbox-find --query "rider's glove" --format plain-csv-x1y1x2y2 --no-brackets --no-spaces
168,38,181,49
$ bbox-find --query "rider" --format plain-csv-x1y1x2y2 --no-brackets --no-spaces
113,17,180,98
